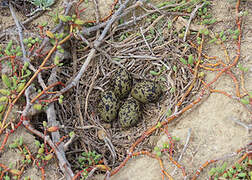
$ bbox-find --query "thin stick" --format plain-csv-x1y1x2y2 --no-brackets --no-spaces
9,3,27,59
140,26,155,56
171,128,191,176
84,66,99,118
183,3,205,42
230,117,252,133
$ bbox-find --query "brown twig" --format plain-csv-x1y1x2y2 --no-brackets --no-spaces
183,3,205,42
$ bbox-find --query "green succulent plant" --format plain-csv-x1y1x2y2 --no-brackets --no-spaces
29,0,55,10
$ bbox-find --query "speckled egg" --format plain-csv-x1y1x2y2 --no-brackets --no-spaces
131,81,162,104
98,90,119,122
119,98,141,128
111,68,133,99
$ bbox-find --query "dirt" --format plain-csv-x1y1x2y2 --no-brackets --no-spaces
0,0,251,180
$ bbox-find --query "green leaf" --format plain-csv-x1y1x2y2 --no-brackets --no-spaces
240,97,249,105
29,0,54,8
22,70,31,78
4,175,10,180
59,48,64,53
38,147,44,154
34,140,40,147
166,109,172,117
46,30,55,39
69,131,75,138
229,167,235,174
150,70,160,76
0,89,11,96
208,38,217,44
219,30,224,38
172,65,177,72
2,74,12,89
6,40,13,51
58,98,63,104
9,143,18,149
0,105,4,113
172,136,180,141
16,83,26,93
45,153,53,161
154,146,160,152
221,35,227,41
170,87,176,93
12,77,17,89
208,167,216,176
19,137,23,146
234,29,240,36
220,162,227,172
227,171,232,177
223,172,228,178
23,39,28,44
209,19,216,24
59,15,72,22
237,172,246,177
180,57,187,65
33,104,42,110
203,29,209,35
16,51,22,57
162,142,169,149
156,151,162,157
188,54,194,65
74,18,85,25
54,56,59,65
43,121,47,127
0,96,8,102
156,122,162,128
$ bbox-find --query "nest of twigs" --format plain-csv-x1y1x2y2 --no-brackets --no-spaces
53,13,202,172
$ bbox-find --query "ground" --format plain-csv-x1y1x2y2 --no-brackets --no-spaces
0,0,251,180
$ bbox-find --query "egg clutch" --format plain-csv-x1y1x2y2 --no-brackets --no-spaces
98,68,162,128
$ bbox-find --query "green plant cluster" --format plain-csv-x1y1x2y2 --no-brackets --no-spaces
208,158,252,180
207,28,241,45
9,137,33,165
0,40,33,120
78,151,102,168
9,136,54,167
156,0,211,13
154,136,180,157
180,54,195,66
240,92,252,105
77,151,102,179
34,140,54,163
23,37,42,48
29,0,55,10
1,40,22,57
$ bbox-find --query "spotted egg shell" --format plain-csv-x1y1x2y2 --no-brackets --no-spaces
111,68,133,99
131,81,162,104
98,90,119,122
119,98,141,128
